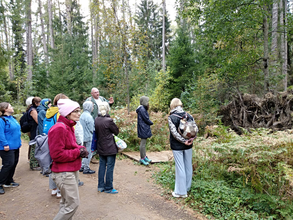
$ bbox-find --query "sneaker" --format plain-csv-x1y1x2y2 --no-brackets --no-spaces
3,182,19,188
172,192,188,198
97,187,104,192
144,156,152,163
78,180,84,187
56,191,61,198
0,186,4,194
79,167,84,172
31,167,41,171
51,189,58,196
83,169,95,174
104,189,118,194
139,159,149,166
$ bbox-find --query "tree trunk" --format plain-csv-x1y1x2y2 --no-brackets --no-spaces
162,0,166,72
66,0,72,35
263,4,269,92
271,0,278,79
39,0,48,67
26,0,33,81
1,0,13,80
48,0,55,49
280,0,288,90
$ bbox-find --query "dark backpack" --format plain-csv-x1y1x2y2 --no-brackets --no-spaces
172,113,198,139
43,113,57,134
20,111,32,133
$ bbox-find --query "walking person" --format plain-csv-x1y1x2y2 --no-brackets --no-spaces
136,96,153,165
95,102,119,194
48,99,88,220
0,102,22,194
79,101,95,174
168,98,198,198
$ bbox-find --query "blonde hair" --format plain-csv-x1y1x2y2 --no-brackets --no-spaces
99,102,109,116
170,98,182,111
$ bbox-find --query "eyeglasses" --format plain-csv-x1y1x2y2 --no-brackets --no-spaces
72,110,81,114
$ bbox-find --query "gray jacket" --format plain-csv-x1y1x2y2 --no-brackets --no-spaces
80,101,95,142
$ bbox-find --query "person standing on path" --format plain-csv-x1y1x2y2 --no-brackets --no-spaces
37,98,51,135
86,87,114,120
28,97,42,170
136,96,153,166
168,98,198,198
79,101,95,174
95,102,119,194
49,99,89,220
0,102,22,194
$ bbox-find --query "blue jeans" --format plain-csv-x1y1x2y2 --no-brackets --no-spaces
172,148,193,195
0,149,19,185
81,141,93,171
98,155,116,191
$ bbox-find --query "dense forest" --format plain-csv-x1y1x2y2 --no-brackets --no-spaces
2,1,293,218
0,0,293,121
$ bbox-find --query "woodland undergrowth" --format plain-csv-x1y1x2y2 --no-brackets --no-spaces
155,126,293,219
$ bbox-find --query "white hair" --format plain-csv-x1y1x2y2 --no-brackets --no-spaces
98,102,109,116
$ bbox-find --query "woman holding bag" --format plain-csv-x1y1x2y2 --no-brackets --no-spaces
95,102,119,194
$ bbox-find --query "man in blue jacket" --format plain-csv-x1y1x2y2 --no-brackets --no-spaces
136,96,153,166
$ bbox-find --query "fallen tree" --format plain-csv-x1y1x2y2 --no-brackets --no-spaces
218,90,293,134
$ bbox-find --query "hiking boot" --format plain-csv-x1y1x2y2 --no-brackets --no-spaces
144,156,152,163
140,158,149,166
172,192,188,198
0,186,4,194
3,182,19,188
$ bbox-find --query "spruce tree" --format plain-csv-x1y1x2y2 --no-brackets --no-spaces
167,26,195,99
46,0,92,102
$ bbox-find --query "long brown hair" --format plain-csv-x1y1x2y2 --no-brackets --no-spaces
0,102,10,116
53,93,69,106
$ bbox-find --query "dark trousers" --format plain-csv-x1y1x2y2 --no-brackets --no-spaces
98,155,116,191
0,149,19,185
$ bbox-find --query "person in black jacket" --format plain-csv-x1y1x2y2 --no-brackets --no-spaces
95,102,119,194
136,96,153,166
168,98,198,198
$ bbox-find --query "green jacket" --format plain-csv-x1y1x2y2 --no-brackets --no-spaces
86,96,109,120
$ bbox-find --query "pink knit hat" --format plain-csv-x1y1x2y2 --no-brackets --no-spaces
57,99,80,117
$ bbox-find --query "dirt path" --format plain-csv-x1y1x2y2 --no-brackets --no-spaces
0,140,206,220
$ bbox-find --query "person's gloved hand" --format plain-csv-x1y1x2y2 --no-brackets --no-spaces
80,147,89,158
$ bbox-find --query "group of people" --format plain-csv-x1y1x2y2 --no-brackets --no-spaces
0,87,198,219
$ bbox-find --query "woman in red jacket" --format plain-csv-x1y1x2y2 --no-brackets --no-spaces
48,99,88,220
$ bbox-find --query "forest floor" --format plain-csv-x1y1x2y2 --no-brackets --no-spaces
0,140,206,220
